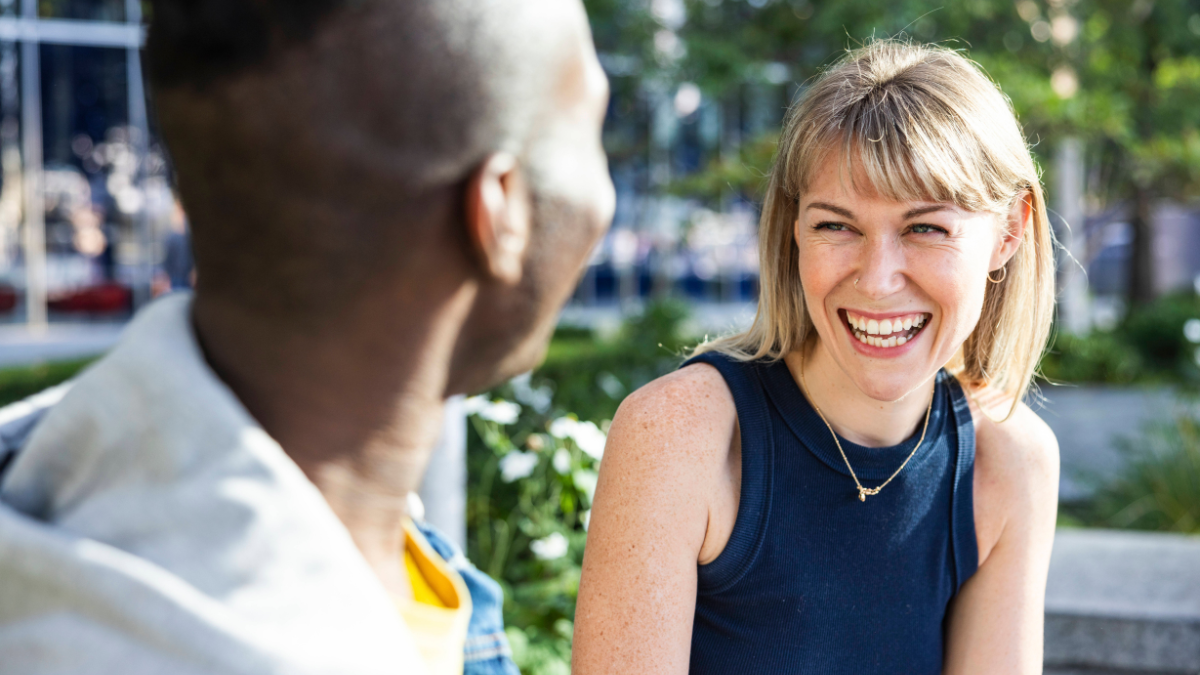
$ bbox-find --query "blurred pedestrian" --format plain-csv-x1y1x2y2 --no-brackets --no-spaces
0,2,613,674
152,195,194,296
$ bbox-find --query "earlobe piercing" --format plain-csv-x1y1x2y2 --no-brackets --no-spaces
854,278,860,288
987,267,1007,284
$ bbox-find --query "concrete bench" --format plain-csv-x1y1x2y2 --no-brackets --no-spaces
1045,529,1200,674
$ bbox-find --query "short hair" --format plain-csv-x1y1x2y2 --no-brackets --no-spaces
146,0,343,90
696,40,1056,417
146,0,580,316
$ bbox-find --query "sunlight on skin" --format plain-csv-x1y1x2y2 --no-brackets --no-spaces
791,156,1026,448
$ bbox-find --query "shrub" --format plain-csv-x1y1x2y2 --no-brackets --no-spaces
535,300,693,422
1063,414,1200,534
465,391,604,675
466,300,694,675
1040,291,1200,387
0,358,93,407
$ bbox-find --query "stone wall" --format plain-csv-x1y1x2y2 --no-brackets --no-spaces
1045,530,1200,674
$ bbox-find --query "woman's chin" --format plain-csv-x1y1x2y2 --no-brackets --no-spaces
848,372,931,404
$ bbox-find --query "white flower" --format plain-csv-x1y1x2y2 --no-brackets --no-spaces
553,448,571,474
1186,319,1200,344
530,532,569,560
572,421,607,460
465,396,521,425
511,372,553,414
573,469,599,502
499,450,538,482
549,416,579,439
549,416,607,460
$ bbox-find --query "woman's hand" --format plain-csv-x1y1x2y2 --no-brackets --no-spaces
943,393,1060,675
572,364,741,675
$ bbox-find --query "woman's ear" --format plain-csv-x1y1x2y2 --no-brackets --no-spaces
464,153,532,285
991,192,1032,271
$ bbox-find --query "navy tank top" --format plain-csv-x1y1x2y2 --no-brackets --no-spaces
682,352,978,674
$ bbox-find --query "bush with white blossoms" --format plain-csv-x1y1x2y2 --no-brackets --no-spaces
464,377,610,675
464,302,694,675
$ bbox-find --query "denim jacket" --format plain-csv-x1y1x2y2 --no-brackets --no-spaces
0,385,519,675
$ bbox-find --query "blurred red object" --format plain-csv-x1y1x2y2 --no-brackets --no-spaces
0,284,16,313
48,283,132,314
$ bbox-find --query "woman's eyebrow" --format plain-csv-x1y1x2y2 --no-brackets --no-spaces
904,205,949,218
806,202,854,218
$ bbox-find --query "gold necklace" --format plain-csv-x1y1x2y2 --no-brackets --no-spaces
799,364,934,503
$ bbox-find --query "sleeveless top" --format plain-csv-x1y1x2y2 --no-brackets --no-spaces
682,352,978,675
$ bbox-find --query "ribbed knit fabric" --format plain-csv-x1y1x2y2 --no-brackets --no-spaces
682,352,978,675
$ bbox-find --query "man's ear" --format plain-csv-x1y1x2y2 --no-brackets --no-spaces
991,191,1032,271
464,153,531,285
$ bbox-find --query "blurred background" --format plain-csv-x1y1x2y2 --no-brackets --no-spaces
0,1,1197,674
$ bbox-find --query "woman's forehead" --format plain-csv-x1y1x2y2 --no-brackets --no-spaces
794,137,999,215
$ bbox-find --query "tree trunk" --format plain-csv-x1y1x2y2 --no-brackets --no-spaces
1127,187,1156,309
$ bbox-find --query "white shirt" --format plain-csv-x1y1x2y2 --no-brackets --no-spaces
0,293,428,675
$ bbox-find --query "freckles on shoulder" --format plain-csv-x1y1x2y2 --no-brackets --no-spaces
607,363,738,466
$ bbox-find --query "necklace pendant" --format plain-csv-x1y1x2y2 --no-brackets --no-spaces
857,489,867,502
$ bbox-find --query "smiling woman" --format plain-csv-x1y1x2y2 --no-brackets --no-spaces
573,40,1060,675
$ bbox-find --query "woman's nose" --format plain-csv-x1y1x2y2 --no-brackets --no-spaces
855,239,907,299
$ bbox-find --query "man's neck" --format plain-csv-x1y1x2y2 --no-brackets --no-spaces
785,341,935,448
191,284,477,597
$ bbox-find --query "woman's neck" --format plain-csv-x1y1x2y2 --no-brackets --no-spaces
785,340,936,448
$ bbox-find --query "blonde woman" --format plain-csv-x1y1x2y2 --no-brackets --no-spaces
573,41,1059,675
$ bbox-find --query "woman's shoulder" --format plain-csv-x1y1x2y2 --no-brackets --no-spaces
965,385,1060,565
967,387,1059,474
611,360,738,448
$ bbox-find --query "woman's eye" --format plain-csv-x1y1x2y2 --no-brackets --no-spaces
814,222,851,232
909,224,948,235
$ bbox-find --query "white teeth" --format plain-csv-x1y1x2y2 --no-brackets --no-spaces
848,312,929,347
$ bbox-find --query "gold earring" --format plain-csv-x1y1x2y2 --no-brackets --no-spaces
854,278,860,288
987,267,1007,284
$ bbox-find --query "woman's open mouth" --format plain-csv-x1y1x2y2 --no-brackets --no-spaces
841,310,931,349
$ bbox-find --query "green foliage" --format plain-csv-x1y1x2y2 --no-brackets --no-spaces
1040,291,1200,386
1062,414,1200,534
466,395,599,675
668,132,779,204
1040,330,1144,385
467,301,692,675
537,300,694,422
0,358,93,406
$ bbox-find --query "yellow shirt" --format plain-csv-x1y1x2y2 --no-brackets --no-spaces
396,520,472,675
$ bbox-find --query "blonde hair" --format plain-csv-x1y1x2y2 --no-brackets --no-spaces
696,40,1055,419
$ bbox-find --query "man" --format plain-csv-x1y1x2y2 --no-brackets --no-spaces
0,1,614,673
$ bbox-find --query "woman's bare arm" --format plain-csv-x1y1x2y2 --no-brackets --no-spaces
943,400,1060,674
572,364,739,675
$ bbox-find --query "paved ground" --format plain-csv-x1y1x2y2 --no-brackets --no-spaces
1033,386,1192,501
1045,529,1200,674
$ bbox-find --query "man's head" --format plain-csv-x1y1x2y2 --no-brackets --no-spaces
147,0,614,393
